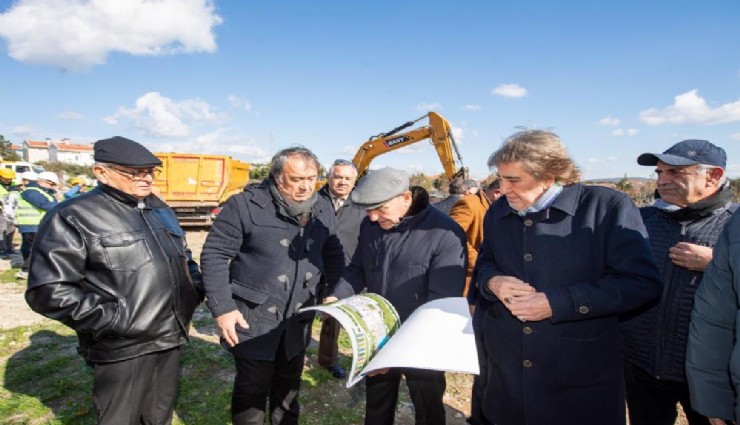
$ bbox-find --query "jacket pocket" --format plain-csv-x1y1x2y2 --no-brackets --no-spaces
231,279,272,337
100,232,153,271
557,326,621,388
164,227,186,258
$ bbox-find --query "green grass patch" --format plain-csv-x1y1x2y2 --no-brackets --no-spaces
0,315,470,424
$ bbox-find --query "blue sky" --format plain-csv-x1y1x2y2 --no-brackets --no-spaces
0,0,739,180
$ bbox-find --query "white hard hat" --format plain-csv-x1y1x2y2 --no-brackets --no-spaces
38,171,59,184
21,171,38,181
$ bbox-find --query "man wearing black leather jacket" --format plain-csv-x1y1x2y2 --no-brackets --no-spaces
25,136,204,425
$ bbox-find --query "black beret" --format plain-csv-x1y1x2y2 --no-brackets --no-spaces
94,136,162,167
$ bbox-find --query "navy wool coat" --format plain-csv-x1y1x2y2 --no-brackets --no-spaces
201,184,345,360
476,184,661,425
332,204,467,321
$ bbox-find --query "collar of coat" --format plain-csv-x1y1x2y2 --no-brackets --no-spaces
492,183,581,220
247,184,329,220
97,183,167,210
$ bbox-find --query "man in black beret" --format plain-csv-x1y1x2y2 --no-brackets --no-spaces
26,136,204,424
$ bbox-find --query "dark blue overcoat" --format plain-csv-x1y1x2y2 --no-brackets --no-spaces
476,184,661,425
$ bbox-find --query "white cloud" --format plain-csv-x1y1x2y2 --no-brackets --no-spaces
610,128,639,137
155,129,269,162
416,102,441,112
451,125,465,144
340,145,357,155
104,92,227,138
0,0,222,72
597,117,620,126
639,89,740,125
729,132,740,141
227,94,253,112
463,105,481,111
491,84,527,98
587,156,619,163
58,111,83,120
11,125,35,136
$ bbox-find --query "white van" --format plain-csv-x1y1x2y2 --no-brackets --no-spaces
1,161,45,184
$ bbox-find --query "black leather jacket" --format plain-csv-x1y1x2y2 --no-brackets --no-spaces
25,184,204,363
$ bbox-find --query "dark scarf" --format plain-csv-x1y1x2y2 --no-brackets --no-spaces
268,176,318,224
665,184,733,222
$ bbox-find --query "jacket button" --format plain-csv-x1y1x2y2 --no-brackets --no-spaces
280,239,290,247
523,360,533,368
523,326,533,334
524,253,533,261
267,306,278,314
277,274,288,283
524,219,534,227
305,272,313,281
578,305,590,314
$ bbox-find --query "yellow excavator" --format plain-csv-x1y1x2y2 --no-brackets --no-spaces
351,111,468,179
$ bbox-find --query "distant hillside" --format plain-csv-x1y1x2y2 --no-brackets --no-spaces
584,177,652,184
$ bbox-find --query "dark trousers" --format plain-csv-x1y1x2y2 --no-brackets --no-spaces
624,361,710,425
318,316,340,367
92,347,181,425
468,316,487,425
2,227,14,253
20,232,35,271
231,339,305,425
365,368,446,425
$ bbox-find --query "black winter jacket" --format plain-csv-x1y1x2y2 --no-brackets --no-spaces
332,200,467,321
201,183,344,360
318,185,366,266
25,184,204,363
622,198,737,382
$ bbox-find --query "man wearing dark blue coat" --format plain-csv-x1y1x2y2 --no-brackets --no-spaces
622,140,735,425
476,130,661,425
329,167,467,425
201,147,344,425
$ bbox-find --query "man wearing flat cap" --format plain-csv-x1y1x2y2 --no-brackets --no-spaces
621,139,737,425
26,136,204,425
327,167,467,425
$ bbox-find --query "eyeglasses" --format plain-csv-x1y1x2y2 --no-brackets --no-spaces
107,166,161,181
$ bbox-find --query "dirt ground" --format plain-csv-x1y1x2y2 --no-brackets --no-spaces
0,230,690,424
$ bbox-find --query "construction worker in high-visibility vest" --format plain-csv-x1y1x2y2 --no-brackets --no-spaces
0,168,21,257
16,171,58,279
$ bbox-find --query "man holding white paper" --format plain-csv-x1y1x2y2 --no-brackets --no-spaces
328,167,467,425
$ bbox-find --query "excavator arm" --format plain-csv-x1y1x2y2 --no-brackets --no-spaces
351,112,468,180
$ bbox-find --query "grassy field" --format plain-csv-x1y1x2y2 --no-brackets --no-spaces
0,277,472,424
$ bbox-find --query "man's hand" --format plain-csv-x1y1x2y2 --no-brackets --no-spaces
486,276,536,312
368,368,390,377
508,292,553,322
708,418,733,425
215,310,248,347
323,296,339,304
669,242,713,271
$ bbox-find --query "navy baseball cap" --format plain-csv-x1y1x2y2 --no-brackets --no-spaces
637,139,726,168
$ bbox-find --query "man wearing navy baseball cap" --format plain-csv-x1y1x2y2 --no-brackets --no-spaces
623,139,736,425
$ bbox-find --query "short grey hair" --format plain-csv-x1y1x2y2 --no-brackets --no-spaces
697,163,728,186
269,146,320,178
